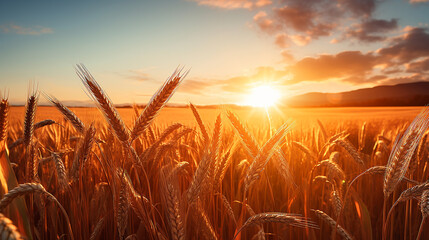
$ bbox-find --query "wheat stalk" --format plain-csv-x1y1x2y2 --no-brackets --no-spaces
417,190,429,240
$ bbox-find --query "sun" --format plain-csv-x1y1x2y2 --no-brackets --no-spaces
245,85,281,107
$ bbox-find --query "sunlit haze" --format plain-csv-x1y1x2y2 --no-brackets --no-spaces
245,85,281,107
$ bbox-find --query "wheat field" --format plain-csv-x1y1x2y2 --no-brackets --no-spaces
1,67,429,240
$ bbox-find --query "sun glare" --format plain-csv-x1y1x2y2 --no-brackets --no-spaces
246,85,281,107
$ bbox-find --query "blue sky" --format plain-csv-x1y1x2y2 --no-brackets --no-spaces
1,0,429,105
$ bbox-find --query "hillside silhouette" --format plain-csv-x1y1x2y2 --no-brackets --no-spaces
287,82,429,107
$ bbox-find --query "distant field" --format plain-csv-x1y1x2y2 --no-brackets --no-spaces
9,106,424,128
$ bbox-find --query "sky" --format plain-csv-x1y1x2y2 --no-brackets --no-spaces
1,0,429,106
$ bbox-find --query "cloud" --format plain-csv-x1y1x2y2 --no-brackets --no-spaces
288,51,378,84
179,78,219,94
251,0,380,46
274,33,290,48
343,18,398,43
341,0,376,17
377,27,429,63
194,0,383,47
280,50,294,62
191,0,272,9
119,69,152,82
406,57,429,73
409,0,429,3
253,11,281,34
0,24,53,35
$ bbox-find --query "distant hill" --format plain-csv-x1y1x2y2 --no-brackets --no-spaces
286,82,429,107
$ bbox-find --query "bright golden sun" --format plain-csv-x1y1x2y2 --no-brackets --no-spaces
246,85,281,107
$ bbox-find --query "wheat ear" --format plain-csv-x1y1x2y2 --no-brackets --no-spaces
89,216,105,240
44,94,85,133
0,213,23,240
189,103,209,143
187,115,221,203
384,181,429,235
52,152,68,191
77,64,130,143
23,92,38,146
206,114,222,191
292,141,317,160
116,177,129,240
143,123,182,160
160,167,186,240
334,138,365,167
195,203,217,240
0,183,74,240
311,209,352,240
71,124,95,180
131,68,188,141
9,120,59,150
244,122,293,193
234,212,317,239
115,169,150,222
314,160,346,182
384,107,429,198
0,98,9,142
226,110,259,158
26,142,38,182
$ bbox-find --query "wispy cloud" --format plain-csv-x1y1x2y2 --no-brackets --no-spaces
0,24,53,35
124,69,152,82
409,0,429,3
191,0,272,10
